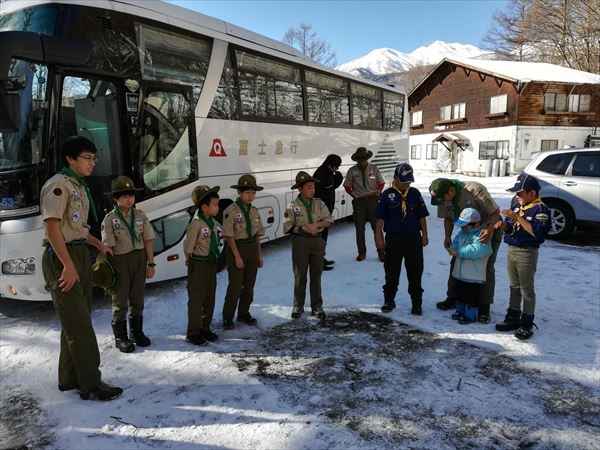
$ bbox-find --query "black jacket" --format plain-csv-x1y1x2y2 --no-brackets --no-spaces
313,164,343,212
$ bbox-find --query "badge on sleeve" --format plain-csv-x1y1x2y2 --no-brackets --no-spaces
112,218,121,230
53,188,62,196
71,211,81,223
293,206,301,216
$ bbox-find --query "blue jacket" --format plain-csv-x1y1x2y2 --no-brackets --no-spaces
451,225,492,283
503,199,551,248
374,186,429,233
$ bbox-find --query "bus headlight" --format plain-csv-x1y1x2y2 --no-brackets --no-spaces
1,257,36,275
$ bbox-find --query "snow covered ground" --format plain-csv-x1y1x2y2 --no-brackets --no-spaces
1,174,599,449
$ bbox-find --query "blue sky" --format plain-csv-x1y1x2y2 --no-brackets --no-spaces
166,0,508,64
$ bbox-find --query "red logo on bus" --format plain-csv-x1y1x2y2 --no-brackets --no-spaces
209,138,227,157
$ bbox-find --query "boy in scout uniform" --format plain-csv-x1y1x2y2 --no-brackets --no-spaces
343,147,385,262
221,174,265,330
283,171,333,319
183,185,221,345
101,176,156,353
429,178,502,323
41,135,122,401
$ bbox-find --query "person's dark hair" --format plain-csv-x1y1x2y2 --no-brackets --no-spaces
62,136,97,163
199,191,219,208
324,154,342,167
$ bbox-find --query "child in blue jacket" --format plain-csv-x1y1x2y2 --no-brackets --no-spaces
447,208,492,324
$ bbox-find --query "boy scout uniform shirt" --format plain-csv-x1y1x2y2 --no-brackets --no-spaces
183,217,221,257
283,196,333,234
503,199,551,248
343,163,384,197
41,173,90,242
101,208,156,255
221,202,265,240
437,181,499,225
375,186,429,233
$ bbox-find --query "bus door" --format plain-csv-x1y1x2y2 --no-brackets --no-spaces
58,74,128,231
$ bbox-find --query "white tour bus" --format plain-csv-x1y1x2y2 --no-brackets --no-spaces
0,0,409,301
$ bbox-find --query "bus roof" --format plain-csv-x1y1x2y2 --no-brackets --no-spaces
2,0,404,94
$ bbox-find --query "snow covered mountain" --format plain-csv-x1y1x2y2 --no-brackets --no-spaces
336,40,490,78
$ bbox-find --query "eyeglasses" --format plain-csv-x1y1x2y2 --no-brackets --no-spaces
78,155,98,162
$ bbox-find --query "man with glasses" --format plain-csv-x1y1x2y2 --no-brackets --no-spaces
41,136,123,401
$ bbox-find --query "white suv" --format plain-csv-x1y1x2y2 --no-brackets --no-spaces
522,148,600,239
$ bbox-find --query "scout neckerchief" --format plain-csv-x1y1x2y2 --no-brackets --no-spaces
60,166,97,222
114,205,140,246
197,211,219,263
512,197,543,235
235,197,253,239
359,164,368,188
299,195,314,224
450,179,464,220
392,180,410,218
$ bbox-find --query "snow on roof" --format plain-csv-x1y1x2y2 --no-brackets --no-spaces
447,58,600,84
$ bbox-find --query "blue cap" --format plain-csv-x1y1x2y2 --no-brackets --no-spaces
455,207,481,227
507,173,541,192
394,163,415,183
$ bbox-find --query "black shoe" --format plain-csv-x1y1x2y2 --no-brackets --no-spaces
324,258,335,266
311,307,326,319
323,265,333,271
58,382,80,392
203,329,219,342
223,320,235,330
496,321,520,332
186,333,208,345
478,314,491,324
381,302,396,313
291,307,304,319
515,323,537,340
237,315,258,326
115,338,135,353
80,382,123,401
436,298,457,310
411,305,422,316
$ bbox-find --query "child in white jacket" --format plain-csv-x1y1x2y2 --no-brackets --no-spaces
447,208,492,324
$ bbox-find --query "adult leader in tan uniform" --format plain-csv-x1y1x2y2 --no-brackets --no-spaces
41,135,122,401
343,147,385,262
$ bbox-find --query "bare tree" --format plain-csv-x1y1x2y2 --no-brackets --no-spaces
283,22,337,67
482,0,600,74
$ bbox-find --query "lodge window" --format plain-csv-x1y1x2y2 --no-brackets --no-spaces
426,143,438,160
410,144,422,160
490,94,507,114
541,139,558,151
479,140,509,160
411,110,422,126
439,102,465,121
545,93,590,112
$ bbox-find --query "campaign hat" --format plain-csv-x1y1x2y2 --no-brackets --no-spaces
230,174,264,191
105,176,142,196
92,255,118,291
291,171,319,189
191,185,220,206
351,146,373,161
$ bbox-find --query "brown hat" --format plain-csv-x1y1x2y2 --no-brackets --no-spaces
191,185,220,206
105,176,142,196
351,146,373,161
92,255,118,291
291,171,320,189
230,174,264,191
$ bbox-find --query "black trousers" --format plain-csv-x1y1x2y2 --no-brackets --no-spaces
382,232,424,303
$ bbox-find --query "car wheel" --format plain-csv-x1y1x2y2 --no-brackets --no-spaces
544,199,575,239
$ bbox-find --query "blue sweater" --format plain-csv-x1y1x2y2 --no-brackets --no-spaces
451,225,492,283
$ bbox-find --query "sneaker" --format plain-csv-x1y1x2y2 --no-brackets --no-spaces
80,382,123,401
237,315,258,326
381,302,396,313
356,254,366,261
311,307,326,319
436,297,457,310
324,258,335,266
323,265,334,271
186,333,208,345
58,382,80,392
291,306,304,319
223,319,235,330
203,329,219,342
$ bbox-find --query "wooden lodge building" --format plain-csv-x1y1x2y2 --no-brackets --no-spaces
407,58,600,176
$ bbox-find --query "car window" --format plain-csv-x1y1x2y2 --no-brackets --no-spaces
536,153,574,175
571,153,600,178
